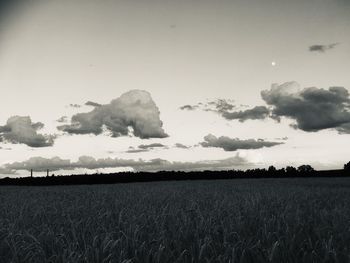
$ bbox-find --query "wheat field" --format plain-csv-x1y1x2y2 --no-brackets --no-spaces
0,178,349,262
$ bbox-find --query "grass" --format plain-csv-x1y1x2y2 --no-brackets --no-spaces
0,177,350,262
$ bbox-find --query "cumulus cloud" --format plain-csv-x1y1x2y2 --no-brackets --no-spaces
0,116,55,147
309,43,339,53
58,90,168,139
2,155,248,173
221,106,270,122
261,82,350,133
85,101,101,107
200,134,283,151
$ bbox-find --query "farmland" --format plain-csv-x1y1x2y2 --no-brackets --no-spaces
0,177,350,262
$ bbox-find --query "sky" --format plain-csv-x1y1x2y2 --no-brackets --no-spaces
0,0,350,176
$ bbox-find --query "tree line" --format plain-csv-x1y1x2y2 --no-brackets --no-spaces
0,162,349,186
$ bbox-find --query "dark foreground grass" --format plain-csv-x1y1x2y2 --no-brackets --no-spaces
0,177,350,262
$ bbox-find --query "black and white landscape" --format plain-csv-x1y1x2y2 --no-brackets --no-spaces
0,0,350,262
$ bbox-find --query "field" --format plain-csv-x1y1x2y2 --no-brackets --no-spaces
0,178,350,262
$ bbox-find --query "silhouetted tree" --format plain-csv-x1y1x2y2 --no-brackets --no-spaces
286,166,297,174
268,165,277,173
344,162,350,171
278,168,286,173
297,165,314,173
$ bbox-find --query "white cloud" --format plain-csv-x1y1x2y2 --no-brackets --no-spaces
58,90,168,139
0,116,55,147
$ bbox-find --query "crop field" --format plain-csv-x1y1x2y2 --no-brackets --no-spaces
0,177,350,262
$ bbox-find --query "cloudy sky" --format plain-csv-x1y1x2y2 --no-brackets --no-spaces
0,0,350,176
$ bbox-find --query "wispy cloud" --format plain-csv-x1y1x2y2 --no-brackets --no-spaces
174,143,190,149
180,99,270,122
221,106,270,122
126,143,167,153
200,134,283,151
309,43,339,53
138,143,166,149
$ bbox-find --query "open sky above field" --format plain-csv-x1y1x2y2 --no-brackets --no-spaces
0,0,350,176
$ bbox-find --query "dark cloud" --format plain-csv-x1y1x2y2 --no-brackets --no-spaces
179,105,198,111
0,116,55,147
174,143,190,149
85,101,101,107
126,143,166,153
58,90,168,139
138,143,165,149
210,99,270,122
125,148,149,153
200,134,283,151
337,123,350,134
221,106,270,122
2,154,248,173
261,82,350,133
309,43,339,53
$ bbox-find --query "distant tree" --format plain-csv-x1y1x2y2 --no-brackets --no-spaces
297,165,314,173
286,166,297,173
344,162,350,171
278,168,286,173
268,165,277,173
